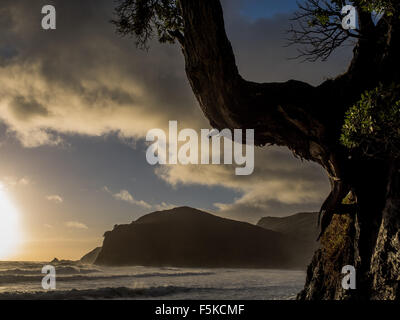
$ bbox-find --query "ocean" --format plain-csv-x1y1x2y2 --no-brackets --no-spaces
0,261,306,300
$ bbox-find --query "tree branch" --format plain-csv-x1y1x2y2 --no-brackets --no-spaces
179,0,352,176
287,0,358,62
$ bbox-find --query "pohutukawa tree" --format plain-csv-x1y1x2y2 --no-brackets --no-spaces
112,0,400,299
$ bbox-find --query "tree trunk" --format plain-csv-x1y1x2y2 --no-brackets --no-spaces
370,163,400,299
299,161,400,300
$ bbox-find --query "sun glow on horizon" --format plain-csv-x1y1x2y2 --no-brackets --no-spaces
0,183,22,260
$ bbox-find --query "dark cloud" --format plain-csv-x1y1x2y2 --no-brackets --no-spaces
0,0,202,147
11,96,48,120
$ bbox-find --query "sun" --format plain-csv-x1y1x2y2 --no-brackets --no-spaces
0,183,21,260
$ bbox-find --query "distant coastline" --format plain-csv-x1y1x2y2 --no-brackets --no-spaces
81,207,318,270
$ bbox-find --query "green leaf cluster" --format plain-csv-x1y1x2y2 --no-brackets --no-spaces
341,84,400,159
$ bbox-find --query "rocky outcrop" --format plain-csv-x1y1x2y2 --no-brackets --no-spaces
298,213,357,300
370,168,400,300
257,212,319,242
95,207,309,268
299,167,400,300
80,247,102,265
257,212,320,266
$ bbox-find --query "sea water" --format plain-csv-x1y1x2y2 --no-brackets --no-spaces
0,261,305,300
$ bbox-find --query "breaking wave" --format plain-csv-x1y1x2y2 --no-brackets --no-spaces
0,274,130,284
0,286,209,300
0,271,215,284
0,266,100,275
130,271,215,278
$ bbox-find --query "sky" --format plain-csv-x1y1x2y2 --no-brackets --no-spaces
0,0,353,261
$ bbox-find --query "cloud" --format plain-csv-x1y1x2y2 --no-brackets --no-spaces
104,186,176,211
46,195,63,204
10,95,48,120
153,202,177,211
18,177,30,186
155,146,330,222
65,221,88,230
0,0,204,148
1,176,31,187
112,189,152,209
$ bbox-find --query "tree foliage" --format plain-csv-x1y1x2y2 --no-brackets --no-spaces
341,84,400,159
358,0,396,15
111,0,183,49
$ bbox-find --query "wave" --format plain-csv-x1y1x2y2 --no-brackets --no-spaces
160,267,182,271
130,271,215,278
0,286,207,300
0,271,215,284
0,274,131,284
0,285,299,300
0,266,100,276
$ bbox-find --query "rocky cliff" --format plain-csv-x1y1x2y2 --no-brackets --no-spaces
80,247,102,264
257,212,320,263
94,207,309,268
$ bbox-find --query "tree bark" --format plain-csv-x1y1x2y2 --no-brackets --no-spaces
298,160,398,300
370,163,400,299
176,0,400,300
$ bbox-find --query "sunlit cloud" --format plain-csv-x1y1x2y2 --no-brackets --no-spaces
155,147,330,222
104,186,176,211
46,195,63,204
1,176,31,188
112,189,152,209
65,221,88,230
0,0,203,149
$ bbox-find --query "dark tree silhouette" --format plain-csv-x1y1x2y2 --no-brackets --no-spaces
113,0,400,300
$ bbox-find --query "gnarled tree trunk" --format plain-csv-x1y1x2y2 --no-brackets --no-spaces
370,162,400,299
175,0,400,300
299,161,399,300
